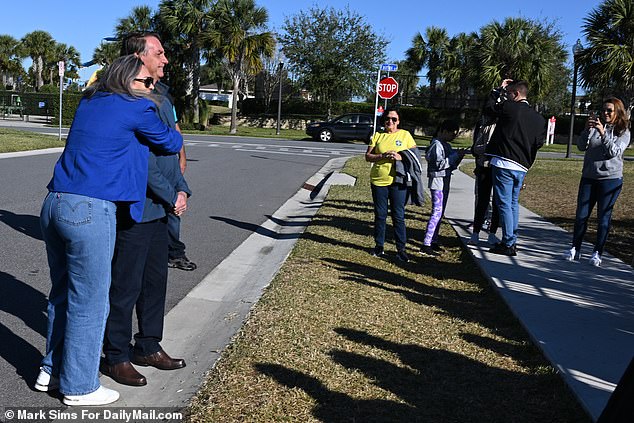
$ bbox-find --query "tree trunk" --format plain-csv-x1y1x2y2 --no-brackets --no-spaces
230,75,240,134
191,45,200,125
36,56,44,89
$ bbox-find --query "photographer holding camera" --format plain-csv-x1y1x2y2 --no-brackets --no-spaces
564,97,630,267
484,79,546,256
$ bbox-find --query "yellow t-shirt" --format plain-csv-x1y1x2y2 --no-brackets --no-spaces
369,129,416,186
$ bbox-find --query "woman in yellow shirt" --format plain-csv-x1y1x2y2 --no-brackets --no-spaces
365,108,417,262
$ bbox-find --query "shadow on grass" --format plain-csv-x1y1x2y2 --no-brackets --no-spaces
255,363,415,422
256,328,589,422
322,257,530,346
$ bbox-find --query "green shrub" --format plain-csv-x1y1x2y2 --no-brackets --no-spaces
49,92,82,125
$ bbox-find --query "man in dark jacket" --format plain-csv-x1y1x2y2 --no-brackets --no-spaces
101,33,188,387
485,79,545,256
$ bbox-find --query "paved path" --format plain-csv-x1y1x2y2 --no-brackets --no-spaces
444,166,634,421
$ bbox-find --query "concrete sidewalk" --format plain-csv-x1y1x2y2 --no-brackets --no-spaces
444,166,634,421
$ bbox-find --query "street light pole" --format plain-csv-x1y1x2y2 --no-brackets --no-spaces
566,39,584,159
276,61,284,136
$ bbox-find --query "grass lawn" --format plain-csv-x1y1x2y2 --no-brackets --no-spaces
461,159,634,264
186,157,589,422
0,128,65,153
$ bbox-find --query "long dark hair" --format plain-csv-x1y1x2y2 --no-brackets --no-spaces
604,97,629,136
83,55,149,100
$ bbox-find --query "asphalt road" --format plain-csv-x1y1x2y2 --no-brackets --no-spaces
0,135,366,409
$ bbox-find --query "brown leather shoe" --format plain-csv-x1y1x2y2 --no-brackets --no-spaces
100,361,147,386
132,349,186,370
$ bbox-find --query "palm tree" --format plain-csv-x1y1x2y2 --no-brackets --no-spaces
203,0,275,133
406,26,449,97
116,5,156,36
45,43,81,85
578,0,634,104
159,0,216,124
443,32,477,106
59,44,81,82
92,41,120,66
20,30,55,90
394,59,419,105
476,17,567,103
0,35,24,88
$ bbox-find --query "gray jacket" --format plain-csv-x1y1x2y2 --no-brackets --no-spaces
578,126,631,180
394,147,425,206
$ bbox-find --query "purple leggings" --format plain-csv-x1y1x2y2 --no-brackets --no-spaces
424,190,444,246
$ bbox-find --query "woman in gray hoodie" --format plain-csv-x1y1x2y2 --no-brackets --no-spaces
565,97,631,267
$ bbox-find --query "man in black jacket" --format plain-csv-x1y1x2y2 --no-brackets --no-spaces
484,79,545,256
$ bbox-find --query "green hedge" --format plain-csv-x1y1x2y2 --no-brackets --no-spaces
49,92,83,125
550,114,585,136
241,98,481,130
0,91,58,116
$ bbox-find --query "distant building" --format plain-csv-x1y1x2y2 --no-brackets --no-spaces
199,84,254,109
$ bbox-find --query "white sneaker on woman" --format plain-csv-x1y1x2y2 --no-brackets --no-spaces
564,247,580,262
589,251,602,267
34,368,59,392
63,386,120,406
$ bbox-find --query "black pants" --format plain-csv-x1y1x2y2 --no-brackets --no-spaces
167,213,186,260
473,165,499,233
103,215,168,364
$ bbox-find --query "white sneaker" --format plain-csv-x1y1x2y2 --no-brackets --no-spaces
589,251,602,267
564,247,580,262
63,386,120,406
468,232,479,245
487,232,498,245
34,368,59,392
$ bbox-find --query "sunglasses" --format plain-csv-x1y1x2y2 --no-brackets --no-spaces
385,117,398,123
603,108,614,114
134,77,155,89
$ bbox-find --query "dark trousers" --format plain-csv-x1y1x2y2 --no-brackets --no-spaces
103,216,168,364
473,165,499,233
167,213,186,260
371,183,407,252
572,177,623,255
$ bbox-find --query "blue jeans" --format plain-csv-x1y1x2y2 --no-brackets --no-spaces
572,177,623,255
39,192,116,395
371,183,407,252
492,166,526,247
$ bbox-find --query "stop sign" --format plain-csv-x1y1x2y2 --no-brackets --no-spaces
378,76,398,99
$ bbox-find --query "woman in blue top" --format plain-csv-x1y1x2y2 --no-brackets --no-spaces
35,55,182,406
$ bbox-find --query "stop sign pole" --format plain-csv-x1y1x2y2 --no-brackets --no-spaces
372,63,399,135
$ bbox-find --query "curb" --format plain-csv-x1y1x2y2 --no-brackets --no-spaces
104,156,356,407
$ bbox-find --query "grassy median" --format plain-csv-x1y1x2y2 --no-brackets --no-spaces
0,128,65,153
186,156,589,422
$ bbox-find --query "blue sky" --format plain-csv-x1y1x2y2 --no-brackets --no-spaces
5,0,599,82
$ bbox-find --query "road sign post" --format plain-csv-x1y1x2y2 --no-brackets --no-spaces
58,61,64,141
378,76,399,99
372,64,399,135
